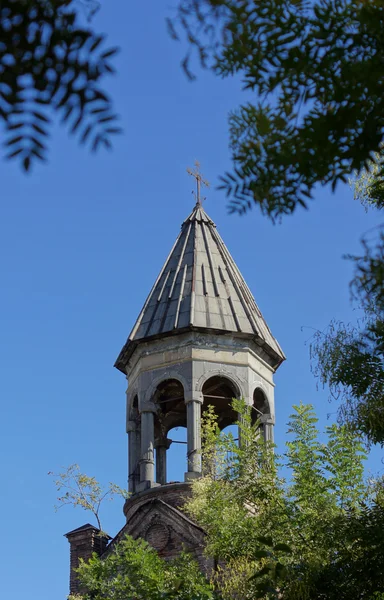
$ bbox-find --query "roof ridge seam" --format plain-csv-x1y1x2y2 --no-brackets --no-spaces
201,221,220,297
210,226,260,336
174,263,188,329
190,220,197,327
168,222,192,299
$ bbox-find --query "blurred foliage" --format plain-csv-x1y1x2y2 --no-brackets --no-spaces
350,150,384,210
0,0,119,171
169,0,384,451
311,160,384,446
310,309,384,446
170,0,384,218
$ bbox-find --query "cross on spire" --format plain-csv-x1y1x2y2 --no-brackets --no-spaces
187,160,210,206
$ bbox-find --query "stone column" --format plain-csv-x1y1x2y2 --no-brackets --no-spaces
238,396,251,448
133,427,141,486
260,414,274,443
138,405,156,490
155,438,172,485
127,420,140,494
184,392,203,481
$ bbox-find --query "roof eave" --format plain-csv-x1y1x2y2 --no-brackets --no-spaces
114,327,285,374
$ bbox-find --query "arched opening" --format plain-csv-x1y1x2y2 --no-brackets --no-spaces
153,378,186,433
152,379,186,485
252,388,269,419
166,425,187,483
201,376,239,475
202,376,239,430
252,388,272,442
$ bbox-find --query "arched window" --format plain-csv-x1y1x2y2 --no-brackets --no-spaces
153,378,186,433
152,379,186,485
166,425,187,483
202,375,239,430
252,388,272,442
201,376,240,475
252,388,269,420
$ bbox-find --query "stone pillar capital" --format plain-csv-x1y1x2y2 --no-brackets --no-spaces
154,437,172,450
126,420,138,433
141,402,157,414
259,413,274,425
184,391,203,404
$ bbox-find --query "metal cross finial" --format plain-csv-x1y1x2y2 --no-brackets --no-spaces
187,160,210,206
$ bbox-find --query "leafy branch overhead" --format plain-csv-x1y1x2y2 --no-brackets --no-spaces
170,0,384,218
309,166,384,447
0,0,120,171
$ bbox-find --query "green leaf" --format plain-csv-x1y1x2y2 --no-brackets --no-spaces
273,543,292,553
253,549,271,559
5,147,23,159
101,47,119,59
257,536,274,547
23,155,31,171
274,562,287,578
6,135,23,146
89,35,105,53
249,565,271,581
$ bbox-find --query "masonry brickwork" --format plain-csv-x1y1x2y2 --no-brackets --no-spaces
111,483,213,572
65,525,110,596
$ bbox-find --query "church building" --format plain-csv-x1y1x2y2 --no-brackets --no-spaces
65,169,285,596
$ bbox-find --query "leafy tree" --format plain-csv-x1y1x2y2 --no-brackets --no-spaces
322,422,367,507
170,0,384,218
49,463,127,532
73,536,217,600
185,401,383,600
0,0,119,171
286,402,327,508
310,309,384,446
59,405,382,600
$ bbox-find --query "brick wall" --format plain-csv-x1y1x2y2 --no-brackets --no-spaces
65,524,110,596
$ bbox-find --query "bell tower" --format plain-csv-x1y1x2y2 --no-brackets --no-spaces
65,172,286,596
115,184,285,498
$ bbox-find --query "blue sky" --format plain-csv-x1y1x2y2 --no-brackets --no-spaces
0,3,383,599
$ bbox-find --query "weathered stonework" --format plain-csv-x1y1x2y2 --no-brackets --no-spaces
126,331,276,417
64,200,285,596
109,483,212,572
123,481,192,521
120,329,278,495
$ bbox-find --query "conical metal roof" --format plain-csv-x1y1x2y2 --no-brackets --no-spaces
115,203,285,371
